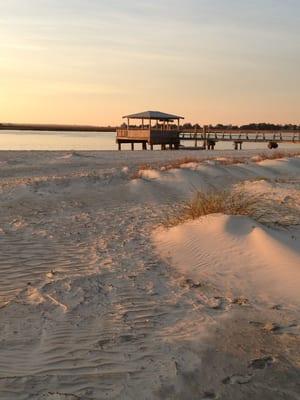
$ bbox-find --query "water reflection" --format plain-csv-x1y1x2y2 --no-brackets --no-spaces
0,130,299,151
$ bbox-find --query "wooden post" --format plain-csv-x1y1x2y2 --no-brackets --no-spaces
131,142,134,151
142,142,147,150
203,125,207,149
118,141,121,151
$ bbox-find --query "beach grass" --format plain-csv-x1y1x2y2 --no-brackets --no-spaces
166,187,300,228
132,151,300,179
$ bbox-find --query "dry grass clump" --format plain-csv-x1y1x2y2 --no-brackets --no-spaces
131,151,300,179
144,156,201,171
181,190,260,222
159,157,201,170
256,151,300,161
215,157,247,165
166,188,300,228
131,157,201,179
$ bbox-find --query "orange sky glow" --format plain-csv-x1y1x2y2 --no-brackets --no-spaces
0,0,299,125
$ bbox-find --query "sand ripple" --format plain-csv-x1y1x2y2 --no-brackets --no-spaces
0,152,299,399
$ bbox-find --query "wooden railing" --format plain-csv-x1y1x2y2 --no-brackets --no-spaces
180,130,300,143
117,127,181,139
116,128,150,139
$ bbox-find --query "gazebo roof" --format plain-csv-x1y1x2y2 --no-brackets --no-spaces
123,111,184,121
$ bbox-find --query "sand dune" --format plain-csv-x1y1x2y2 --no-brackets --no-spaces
154,214,300,305
0,151,299,399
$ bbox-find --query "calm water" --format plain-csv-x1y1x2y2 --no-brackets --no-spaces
0,130,299,151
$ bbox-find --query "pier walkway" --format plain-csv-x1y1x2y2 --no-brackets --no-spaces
180,129,300,150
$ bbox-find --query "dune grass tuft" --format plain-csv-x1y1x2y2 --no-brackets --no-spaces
166,187,300,228
159,157,201,170
132,151,300,179
256,151,300,161
178,190,260,223
131,157,201,179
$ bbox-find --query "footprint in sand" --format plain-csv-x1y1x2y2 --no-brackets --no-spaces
232,296,250,306
278,323,299,335
271,323,300,336
263,322,299,335
222,356,275,386
248,356,274,370
201,391,218,399
249,321,299,336
222,374,252,385
263,322,282,333
36,393,81,399
207,296,231,311
184,279,203,289
271,304,283,310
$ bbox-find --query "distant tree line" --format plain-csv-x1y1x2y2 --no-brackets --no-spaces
121,122,300,130
182,123,300,130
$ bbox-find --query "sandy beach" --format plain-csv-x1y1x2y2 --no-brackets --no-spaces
0,150,299,400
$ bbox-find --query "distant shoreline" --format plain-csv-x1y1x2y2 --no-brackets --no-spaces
0,123,117,132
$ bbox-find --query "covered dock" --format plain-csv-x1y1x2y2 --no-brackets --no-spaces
116,111,184,150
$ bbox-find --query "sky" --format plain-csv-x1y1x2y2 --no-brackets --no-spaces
0,0,299,125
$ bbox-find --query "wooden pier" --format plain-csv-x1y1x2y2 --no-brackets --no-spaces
180,127,300,150
116,111,300,150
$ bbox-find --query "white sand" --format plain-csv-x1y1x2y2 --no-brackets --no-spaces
155,214,300,305
0,150,299,399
